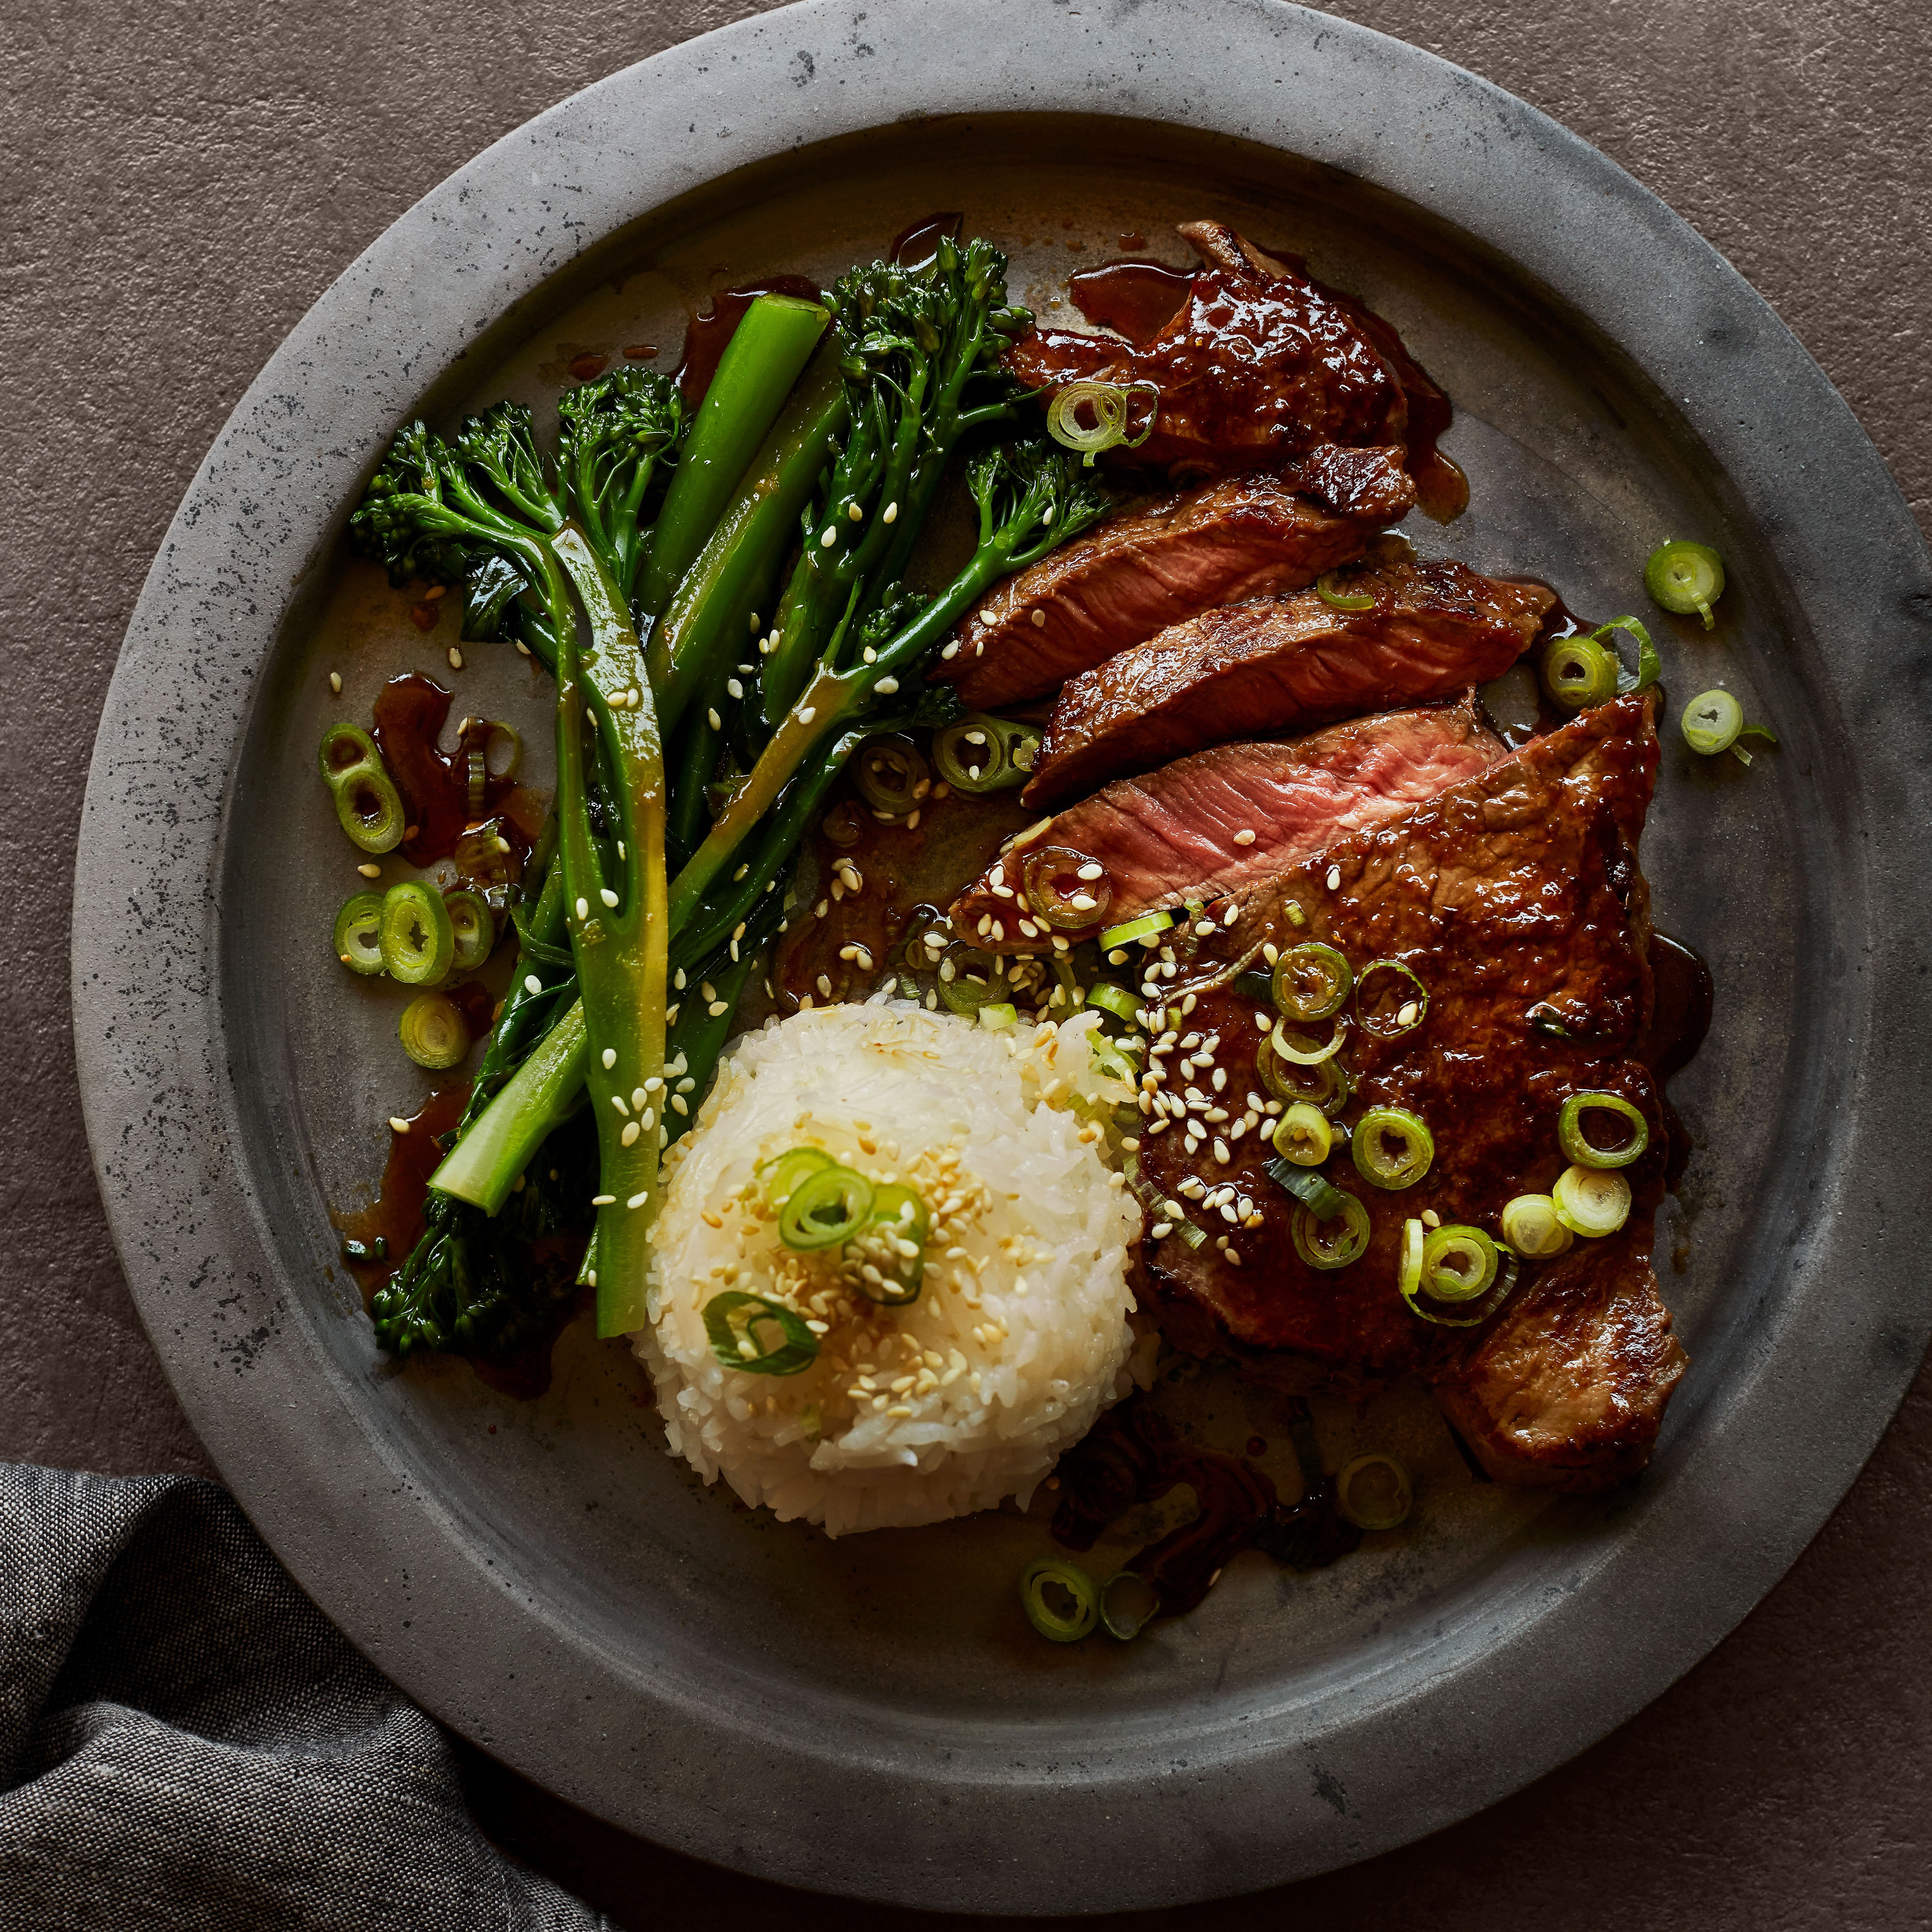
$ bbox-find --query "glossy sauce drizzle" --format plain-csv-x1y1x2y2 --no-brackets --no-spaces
336,1081,470,1303
675,276,824,407
370,674,541,872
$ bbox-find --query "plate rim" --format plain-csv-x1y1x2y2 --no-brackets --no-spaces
70,0,1932,1909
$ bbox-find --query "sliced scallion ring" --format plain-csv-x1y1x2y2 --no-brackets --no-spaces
995,720,1044,778
1644,539,1725,629
481,719,523,779
759,1145,836,1207
1270,1018,1347,1066
935,945,1010,1017
318,721,406,854
1335,1452,1414,1531
1097,908,1176,951
1558,1091,1650,1169
1355,958,1429,1040
1400,1236,1519,1328
1272,941,1353,1023
778,1165,875,1251
1024,845,1113,930
1352,1106,1434,1190
1500,1193,1574,1259
1681,688,1743,756
702,1291,819,1376
1045,378,1158,467
933,714,1022,794
1552,1164,1632,1237
1422,1224,1500,1300
333,892,387,975
1100,1570,1160,1640
1085,982,1139,1026
1270,1101,1334,1166
1540,632,1620,711
1259,1045,1351,1117
397,992,470,1070
978,1002,1019,1031
1315,568,1376,614
1291,1190,1372,1270
1267,1157,1347,1218
1019,1557,1100,1641
443,887,495,972
1595,614,1662,693
378,880,455,985
854,734,929,817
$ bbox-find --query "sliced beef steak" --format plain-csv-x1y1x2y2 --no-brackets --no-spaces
1024,552,1552,808
1434,1230,1686,1490
948,699,1504,949
1126,695,1683,1487
933,473,1395,711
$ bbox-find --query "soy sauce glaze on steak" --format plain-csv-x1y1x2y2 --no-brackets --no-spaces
948,699,1505,949
1004,219,1452,514
933,474,1399,711
1023,547,1553,809
1128,696,1685,1488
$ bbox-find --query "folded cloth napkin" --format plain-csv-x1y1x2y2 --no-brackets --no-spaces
0,1466,609,1930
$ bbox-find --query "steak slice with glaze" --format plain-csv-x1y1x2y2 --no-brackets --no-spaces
1023,550,1553,808
933,472,1399,711
948,699,1505,950
1125,695,1684,1488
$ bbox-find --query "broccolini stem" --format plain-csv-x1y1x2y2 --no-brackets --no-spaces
431,1000,590,1216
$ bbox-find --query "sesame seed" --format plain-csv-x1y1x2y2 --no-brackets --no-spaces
575,897,589,920
447,646,464,670
707,708,722,731
357,862,380,879
1213,1139,1231,1163
708,1000,729,1017
621,1121,640,1146
941,640,961,660
799,707,816,723
610,1095,629,1116
601,1047,617,1069
627,1191,648,1210
387,1116,411,1134
525,975,543,995
1233,829,1256,846
671,1094,690,1116
1151,1221,1173,1239
591,1194,616,1207
1069,893,1097,911
875,675,899,694
884,501,899,523
1398,1001,1419,1025
328,671,342,695
726,677,744,700
599,887,619,908
820,526,838,547
1326,865,1342,890
748,611,763,634
1030,608,1046,628
847,501,864,522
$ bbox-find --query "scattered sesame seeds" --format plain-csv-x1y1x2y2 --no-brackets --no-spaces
847,500,864,522
575,897,589,920
875,674,900,695
884,501,899,524
447,646,464,670
387,1116,411,1134
1030,608,1046,628
627,1191,648,1210
707,708,723,731
820,526,838,548
328,671,342,695
621,1121,640,1146
726,677,744,700
799,707,816,724
1326,865,1342,890
357,863,380,879
525,975,543,995
599,887,620,908
591,1194,616,1207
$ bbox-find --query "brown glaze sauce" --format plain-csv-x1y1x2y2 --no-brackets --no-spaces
890,211,962,268
1067,259,1193,347
370,673,541,873
1050,1396,1360,1616
337,1082,470,1302
1646,933,1714,1190
676,276,823,407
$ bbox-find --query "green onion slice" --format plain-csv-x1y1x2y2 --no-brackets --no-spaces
1400,1230,1519,1328
1045,378,1158,467
1100,1570,1159,1640
1593,614,1662,694
1352,1106,1434,1190
333,892,386,976
1335,1452,1414,1531
851,1182,929,1305
378,881,455,985
1315,568,1377,614
1259,1044,1352,1118
1097,908,1176,951
1085,982,1139,1026
936,945,1011,1017
1681,688,1743,756
854,735,929,817
996,719,1045,779
1422,1223,1500,1300
1540,632,1619,711
1272,941,1353,1022
1270,1018,1347,1066
1270,1101,1334,1167
1024,845,1114,930
1644,539,1725,629
1020,1557,1100,1641
1293,1190,1371,1270
978,1002,1019,1031
1552,1163,1632,1237
1500,1193,1574,1259
1355,959,1429,1040
933,714,1030,794
398,992,470,1070
1558,1091,1650,1169
778,1165,874,1251
1267,1157,1347,1218
702,1291,820,1376
318,721,406,855
760,1145,836,1207
443,887,495,972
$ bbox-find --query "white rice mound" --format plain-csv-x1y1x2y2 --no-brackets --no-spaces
635,1001,1144,1536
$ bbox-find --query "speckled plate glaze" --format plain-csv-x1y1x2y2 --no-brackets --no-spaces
73,0,1932,1911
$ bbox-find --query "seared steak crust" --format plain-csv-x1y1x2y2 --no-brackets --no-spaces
948,700,1504,948
934,473,1394,711
1024,553,1553,808
1130,696,1682,1486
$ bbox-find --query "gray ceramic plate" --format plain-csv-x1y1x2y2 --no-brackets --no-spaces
73,0,1932,1911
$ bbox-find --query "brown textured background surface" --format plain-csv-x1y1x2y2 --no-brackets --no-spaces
6,0,1929,1922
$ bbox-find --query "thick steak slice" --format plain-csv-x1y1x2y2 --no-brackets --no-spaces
933,473,1395,711
1434,1231,1686,1490
1023,553,1552,808
948,699,1504,949
1127,696,1684,1488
